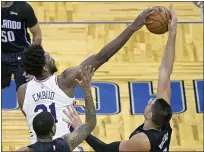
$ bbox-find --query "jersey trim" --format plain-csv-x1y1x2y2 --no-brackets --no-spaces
24,22,31,45
55,76,59,86
34,75,52,82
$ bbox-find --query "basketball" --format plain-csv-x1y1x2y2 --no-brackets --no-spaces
145,6,171,34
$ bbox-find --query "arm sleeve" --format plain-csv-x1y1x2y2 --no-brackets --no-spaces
24,3,38,28
85,134,121,152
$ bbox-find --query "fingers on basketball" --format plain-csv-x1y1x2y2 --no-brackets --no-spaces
145,6,172,34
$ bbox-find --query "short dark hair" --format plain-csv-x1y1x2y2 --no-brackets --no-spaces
151,98,172,126
33,112,55,136
21,45,45,77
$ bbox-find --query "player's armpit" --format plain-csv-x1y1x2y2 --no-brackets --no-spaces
58,66,81,88
119,133,151,151
61,123,93,152
156,68,171,105
17,84,27,116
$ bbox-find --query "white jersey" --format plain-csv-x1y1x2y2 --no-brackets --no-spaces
23,75,83,151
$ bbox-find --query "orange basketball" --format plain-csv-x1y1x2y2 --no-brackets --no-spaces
145,6,171,34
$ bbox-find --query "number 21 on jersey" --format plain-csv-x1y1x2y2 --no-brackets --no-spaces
34,103,58,123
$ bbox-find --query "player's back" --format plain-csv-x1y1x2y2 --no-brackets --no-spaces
129,123,172,152
23,75,76,144
28,138,70,152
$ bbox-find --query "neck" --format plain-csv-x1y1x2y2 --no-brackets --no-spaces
37,136,52,142
143,120,160,130
35,73,52,81
1,1,13,7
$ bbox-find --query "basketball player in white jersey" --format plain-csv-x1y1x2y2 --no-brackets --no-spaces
17,8,153,151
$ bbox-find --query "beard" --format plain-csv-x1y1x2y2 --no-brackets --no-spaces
50,65,58,75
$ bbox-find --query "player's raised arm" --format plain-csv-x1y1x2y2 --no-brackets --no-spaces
60,9,154,86
61,66,96,152
79,9,153,70
156,4,177,105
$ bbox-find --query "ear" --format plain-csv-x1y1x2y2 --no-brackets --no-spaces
51,125,56,136
43,65,48,72
148,112,152,119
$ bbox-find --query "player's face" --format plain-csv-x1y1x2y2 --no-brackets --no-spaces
144,99,155,120
45,52,58,74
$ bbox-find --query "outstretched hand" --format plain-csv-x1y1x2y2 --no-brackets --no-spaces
168,4,177,35
63,105,83,129
130,8,154,31
75,65,95,90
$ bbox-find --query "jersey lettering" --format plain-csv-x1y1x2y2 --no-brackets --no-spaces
32,91,55,102
159,132,168,149
1,19,21,29
34,103,58,123
2,31,15,42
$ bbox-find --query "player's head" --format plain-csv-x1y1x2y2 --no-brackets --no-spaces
144,98,172,127
33,111,56,138
21,45,57,77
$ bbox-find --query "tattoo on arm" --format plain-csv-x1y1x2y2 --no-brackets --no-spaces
62,87,96,151
64,123,93,151
84,88,96,127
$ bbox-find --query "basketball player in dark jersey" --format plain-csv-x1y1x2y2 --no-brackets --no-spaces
1,1,41,90
65,4,177,152
16,66,97,152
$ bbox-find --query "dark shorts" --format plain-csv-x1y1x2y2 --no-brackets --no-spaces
1,61,26,90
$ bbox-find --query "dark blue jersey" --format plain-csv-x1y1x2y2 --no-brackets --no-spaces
129,122,172,152
1,2,37,55
28,138,70,152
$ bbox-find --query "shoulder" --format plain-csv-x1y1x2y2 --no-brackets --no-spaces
61,66,82,77
54,138,70,148
119,132,151,151
17,83,27,107
58,65,82,88
17,1,34,16
17,83,27,94
20,2,33,10
16,146,34,152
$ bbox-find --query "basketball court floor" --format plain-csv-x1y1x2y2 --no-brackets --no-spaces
2,2,203,151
